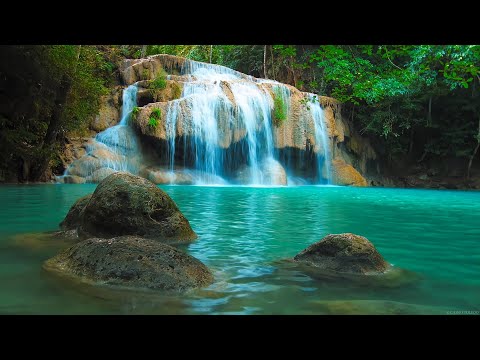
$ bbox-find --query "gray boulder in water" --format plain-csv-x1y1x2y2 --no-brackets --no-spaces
293,233,390,275
43,235,213,292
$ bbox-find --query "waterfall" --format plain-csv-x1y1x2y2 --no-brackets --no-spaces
309,95,331,184
63,85,141,182
165,100,178,174
169,60,279,185
229,81,274,184
61,58,334,186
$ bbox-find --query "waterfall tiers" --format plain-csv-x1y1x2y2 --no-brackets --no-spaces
59,54,374,186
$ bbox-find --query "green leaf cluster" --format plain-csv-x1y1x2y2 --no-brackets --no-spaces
273,87,288,127
148,108,162,129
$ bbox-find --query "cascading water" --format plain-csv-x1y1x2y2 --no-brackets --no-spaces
165,60,281,185
60,57,334,186
63,85,141,181
308,95,331,184
228,81,274,184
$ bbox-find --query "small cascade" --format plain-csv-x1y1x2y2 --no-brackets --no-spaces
62,85,141,182
165,100,178,173
228,81,274,184
308,95,331,184
181,79,226,182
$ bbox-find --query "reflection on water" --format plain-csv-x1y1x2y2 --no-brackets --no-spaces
0,184,479,314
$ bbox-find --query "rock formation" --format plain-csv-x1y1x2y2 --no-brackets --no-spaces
293,233,389,274
61,54,377,186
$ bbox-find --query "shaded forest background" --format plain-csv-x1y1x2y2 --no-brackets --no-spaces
0,45,479,186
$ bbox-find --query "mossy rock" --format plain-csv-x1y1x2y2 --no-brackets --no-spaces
76,172,196,244
44,236,213,293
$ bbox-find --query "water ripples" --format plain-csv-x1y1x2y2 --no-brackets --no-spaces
1,184,479,314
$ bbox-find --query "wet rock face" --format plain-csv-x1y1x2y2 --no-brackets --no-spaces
43,235,213,292
293,233,389,275
60,172,197,244
331,159,368,187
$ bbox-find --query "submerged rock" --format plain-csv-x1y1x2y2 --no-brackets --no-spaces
43,235,213,292
293,233,389,275
73,172,196,243
60,194,92,230
312,299,448,315
62,175,86,184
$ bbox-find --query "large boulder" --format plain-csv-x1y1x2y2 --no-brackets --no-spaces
60,194,92,230
43,235,213,292
293,233,389,274
74,172,197,243
331,159,368,186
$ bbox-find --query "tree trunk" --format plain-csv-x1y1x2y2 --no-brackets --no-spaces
408,127,415,156
427,96,432,126
209,45,212,63
467,114,480,179
270,45,275,80
290,56,297,87
141,45,147,57
31,76,71,181
263,45,267,79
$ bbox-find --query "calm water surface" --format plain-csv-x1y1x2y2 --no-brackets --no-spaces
0,184,479,314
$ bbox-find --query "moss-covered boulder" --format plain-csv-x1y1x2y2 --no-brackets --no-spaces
293,233,389,274
74,172,196,244
43,236,213,292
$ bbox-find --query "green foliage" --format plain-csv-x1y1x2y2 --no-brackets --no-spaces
148,108,162,129
151,108,161,119
172,82,182,99
149,68,167,90
142,68,149,80
0,45,111,180
148,117,158,129
299,95,318,111
273,88,288,127
131,106,140,122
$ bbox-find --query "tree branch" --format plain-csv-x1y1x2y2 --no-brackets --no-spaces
384,46,402,70
347,45,361,71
